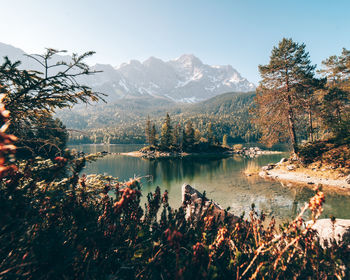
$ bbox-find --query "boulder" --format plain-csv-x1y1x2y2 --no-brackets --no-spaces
287,165,296,171
346,174,350,184
306,218,350,247
181,184,239,225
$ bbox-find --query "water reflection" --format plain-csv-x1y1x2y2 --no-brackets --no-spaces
71,144,350,221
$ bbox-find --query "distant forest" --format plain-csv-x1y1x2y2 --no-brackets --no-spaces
65,91,260,145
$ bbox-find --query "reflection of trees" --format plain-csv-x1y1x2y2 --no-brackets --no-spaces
145,156,224,187
146,159,158,187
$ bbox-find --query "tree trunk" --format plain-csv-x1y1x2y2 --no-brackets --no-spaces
308,107,314,142
287,96,298,154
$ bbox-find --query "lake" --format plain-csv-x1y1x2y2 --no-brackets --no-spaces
70,144,350,221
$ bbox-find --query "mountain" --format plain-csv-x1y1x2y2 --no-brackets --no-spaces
0,42,255,103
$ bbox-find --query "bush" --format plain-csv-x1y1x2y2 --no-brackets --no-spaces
298,140,333,164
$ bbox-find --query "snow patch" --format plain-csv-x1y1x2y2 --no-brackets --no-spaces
118,79,130,92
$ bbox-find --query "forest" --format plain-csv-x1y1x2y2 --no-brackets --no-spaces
66,91,259,145
0,38,349,279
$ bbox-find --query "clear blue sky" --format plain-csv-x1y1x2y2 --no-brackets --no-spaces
0,0,349,84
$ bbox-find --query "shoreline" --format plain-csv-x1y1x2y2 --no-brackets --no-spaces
119,149,283,159
259,167,350,195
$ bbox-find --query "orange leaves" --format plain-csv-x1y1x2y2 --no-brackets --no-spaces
308,191,325,212
308,190,325,222
54,156,67,163
113,183,139,213
204,215,214,230
0,93,17,179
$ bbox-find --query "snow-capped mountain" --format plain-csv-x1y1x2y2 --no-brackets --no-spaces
0,42,255,103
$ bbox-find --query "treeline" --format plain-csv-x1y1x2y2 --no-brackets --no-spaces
68,92,260,145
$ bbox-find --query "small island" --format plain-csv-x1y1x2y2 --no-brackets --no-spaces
119,113,282,159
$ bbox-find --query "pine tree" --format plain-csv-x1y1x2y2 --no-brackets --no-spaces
149,124,157,146
160,113,172,150
173,124,181,148
183,121,194,151
145,116,151,145
254,38,316,153
207,122,214,145
194,128,201,143
222,134,228,147
0,49,103,158
318,48,350,138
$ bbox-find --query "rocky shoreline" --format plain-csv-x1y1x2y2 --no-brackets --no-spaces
259,158,350,194
119,146,282,159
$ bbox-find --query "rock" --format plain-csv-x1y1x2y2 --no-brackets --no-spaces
278,158,288,164
181,184,239,225
262,164,275,171
287,165,296,171
346,175,350,184
306,219,350,247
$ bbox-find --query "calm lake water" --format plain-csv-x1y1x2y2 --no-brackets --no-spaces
70,144,350,221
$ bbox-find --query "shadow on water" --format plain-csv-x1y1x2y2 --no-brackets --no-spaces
71,144,350,221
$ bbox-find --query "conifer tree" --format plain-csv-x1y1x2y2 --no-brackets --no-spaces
145,116,151,145
160,113,172,150
173,124,180,148
254,38,316,153
150,124,157,146
318,48,350,139
194,128,201,143
183,121,194,151
222,134,228,147
0,49,104,158
207,122,214,145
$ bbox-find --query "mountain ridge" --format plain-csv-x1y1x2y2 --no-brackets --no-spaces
0,42,255,103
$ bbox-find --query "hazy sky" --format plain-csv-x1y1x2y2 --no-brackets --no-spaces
1,0,349,84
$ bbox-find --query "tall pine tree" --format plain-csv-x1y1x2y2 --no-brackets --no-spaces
254,38,316,153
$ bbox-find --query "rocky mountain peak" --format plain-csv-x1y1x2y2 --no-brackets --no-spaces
0,42,256,103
